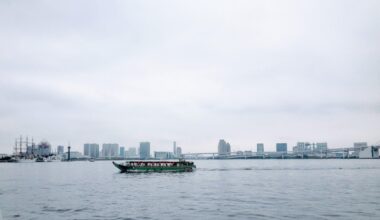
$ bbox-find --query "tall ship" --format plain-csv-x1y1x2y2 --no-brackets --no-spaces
112,160,196,173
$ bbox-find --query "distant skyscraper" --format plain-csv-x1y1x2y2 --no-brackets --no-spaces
276,143,287,153
176,147,182,156
257,143,264,154
57,145,64,155
102,143,119,158
139,142,150,159
84,143,99,158
91,144,99,158
218,139,231,156
173,141,177,156
84,144,90,156
119,147,125,158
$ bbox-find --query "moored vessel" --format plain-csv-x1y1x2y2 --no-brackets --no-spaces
112,160,196,173
35,157,45,162
0,156,19,163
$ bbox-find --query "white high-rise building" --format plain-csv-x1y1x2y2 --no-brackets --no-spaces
257,143,264,154
84,143,100,158
139,142,150,159
173,141,177,156
176,147,182,156
84,144,90,156
218,139,231,156
119,147,125,158
101,143,119,158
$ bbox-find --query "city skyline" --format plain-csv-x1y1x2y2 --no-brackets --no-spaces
5,135,378,159
1,0,379,153
5,135,377,156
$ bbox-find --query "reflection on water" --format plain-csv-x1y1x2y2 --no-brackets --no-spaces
1,160,380,220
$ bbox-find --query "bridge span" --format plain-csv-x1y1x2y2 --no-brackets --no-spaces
182,146,380,159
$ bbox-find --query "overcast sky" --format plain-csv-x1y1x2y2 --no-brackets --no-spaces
1,0,379,154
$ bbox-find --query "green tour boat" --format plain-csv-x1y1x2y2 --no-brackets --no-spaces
112,160,196,173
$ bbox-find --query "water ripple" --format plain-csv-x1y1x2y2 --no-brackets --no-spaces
1,160,379,220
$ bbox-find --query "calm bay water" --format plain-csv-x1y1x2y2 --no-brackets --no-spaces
1,160,380,220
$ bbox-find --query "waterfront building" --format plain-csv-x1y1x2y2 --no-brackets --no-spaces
126,147,138,158
139,142,150,159
176,147,182,156
218,139,231,156
37,141,51,156
57,145,64,155
359,146,379,159
352,142,368,158
62,151,87,160
91,144,100,158
154,151,173,160
244,151,252,156
276,143,287,153
354,142,367,149
101,143,119,158
173,141,177,157
84,144,90,156
84,143,99,158
257,143,264,154
293,142,311,153
120,147,125,158
316,142,328,151
292,142,327,153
